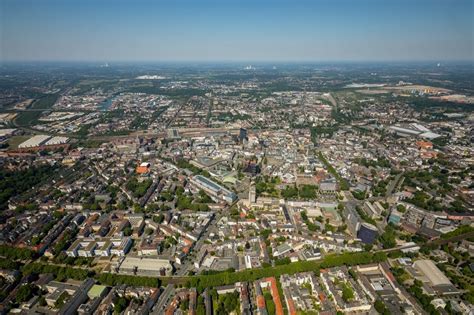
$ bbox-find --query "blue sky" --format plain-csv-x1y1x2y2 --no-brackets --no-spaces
1,0,473,61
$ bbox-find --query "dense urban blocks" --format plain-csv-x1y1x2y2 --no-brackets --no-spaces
0,62,472,314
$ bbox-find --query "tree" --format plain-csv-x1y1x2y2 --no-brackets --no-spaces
379,225,397,249
123,227,132,236
396,204,406,213
114,297,128,314
374,299,390,314
153,214,164,224
180,298,190,311
341,282,354,302
215,292,239,315
0,245,36,260
0,165,59,210
16,284,35,303
145,228,154,235
264,291,276,315
146,203,159,212
348,268,358,280
55,291,70,309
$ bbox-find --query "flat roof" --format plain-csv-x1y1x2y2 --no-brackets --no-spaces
413,259,452,286
120,256,171,271
18,135,51,148
0,129,16,137
88,285,107,298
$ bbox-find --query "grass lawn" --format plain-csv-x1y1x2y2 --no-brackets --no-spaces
7,135,31,149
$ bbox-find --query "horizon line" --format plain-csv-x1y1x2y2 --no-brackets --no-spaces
1,59,474,65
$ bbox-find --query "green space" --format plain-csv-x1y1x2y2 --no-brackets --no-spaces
341,282,354,302
126,177,153,198
213,291,239,315
175,159,211,177
440,225,474,240
14,94,59,127
186,251,387,291
0,164,59,210
6,135,30,149
255,175,280,197
2,247,389,293
281,184,317,199
264,291,276,315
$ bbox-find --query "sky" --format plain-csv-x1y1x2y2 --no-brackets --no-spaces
1,0,473,62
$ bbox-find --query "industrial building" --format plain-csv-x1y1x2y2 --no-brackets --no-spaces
388,125,441,139
18,135,52,148
114,256,173,276
45,136,69,146
412,259,460,295
18,134,69,148
189,175,237,204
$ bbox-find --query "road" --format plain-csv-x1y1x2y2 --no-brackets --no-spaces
386,173,403,196
174,210,226,277
151,208,225,314
152,284,174,314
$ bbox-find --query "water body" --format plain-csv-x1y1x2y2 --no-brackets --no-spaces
98,98,113,111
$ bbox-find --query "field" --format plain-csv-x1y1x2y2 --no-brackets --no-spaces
7,135,31,149
14,94,59,127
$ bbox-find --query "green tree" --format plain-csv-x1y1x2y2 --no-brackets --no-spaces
341,282,354,302
114,297,128,314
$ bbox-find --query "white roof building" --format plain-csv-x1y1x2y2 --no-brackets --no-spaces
413,259,452,286
18,135,51,148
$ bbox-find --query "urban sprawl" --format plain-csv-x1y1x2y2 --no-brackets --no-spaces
0,63,473,315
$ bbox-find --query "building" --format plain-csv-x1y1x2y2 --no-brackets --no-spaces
412,260,460,295
257,277,284,315
344,206,361,236
45,136,69,146
416,140,433,150
320,179,337,193
248,185,256,204
239,128,247,143
115,256,173,276
42,279,95,315
77,285,109,315
136,162,151,174
190,175,237,204
65,238,132,258
167,128,180,139
363,201,381,219
388,210,402,225
18,135,51,148
357,223,378,244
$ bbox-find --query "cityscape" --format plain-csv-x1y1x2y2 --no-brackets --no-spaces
0,0,473,315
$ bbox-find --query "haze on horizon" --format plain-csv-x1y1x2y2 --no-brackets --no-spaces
1,0,473,62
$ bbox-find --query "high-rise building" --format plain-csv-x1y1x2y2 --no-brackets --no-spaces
249,185,256,204
239,128,248,143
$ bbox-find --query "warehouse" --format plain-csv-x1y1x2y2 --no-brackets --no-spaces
412,259,461,295
18,135,51,148
413,260,451,286
115,256,173,276
44,136,69,146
